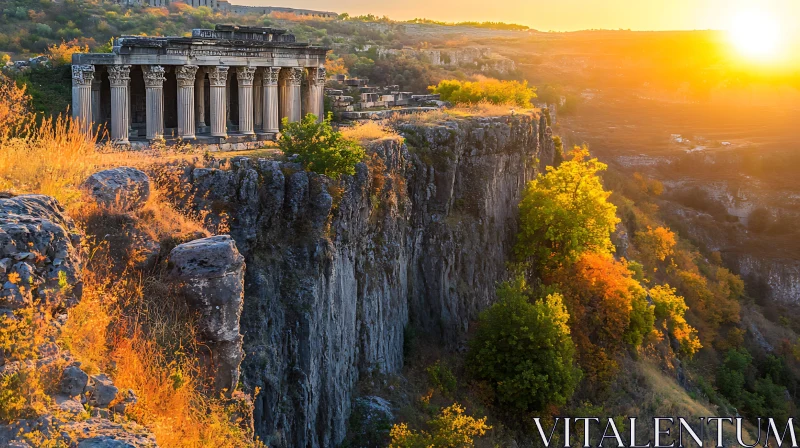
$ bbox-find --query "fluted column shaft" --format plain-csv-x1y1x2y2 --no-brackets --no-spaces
71,65,95,135
236,67,256,135
280,67,303,126
307,67,326,122
195,67,206,128
176,65,199,140
208,66,229,138
253,75,263,131
91,78,102,127
143,65,165,141
107,65,131,144
262,67,280,133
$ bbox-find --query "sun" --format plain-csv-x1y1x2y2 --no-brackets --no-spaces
728,9,783,61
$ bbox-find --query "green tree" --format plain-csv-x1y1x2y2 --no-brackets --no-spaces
516,145,620,267
279,113,365,179
467,277,581,412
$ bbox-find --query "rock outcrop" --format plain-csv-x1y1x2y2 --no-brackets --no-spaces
167,235,246,393
0,194,83,312
82,167,151,211
165,113,552,447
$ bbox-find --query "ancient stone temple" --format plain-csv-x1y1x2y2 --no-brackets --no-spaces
71,25,328,145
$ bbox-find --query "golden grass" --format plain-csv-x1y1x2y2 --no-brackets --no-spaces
446,101,535,118
341,120,403,144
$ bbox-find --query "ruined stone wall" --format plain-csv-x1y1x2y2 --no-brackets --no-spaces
172,113,553,447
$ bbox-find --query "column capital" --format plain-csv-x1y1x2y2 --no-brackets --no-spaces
236,67,256,86
71,65,95,86
309,67,327,86
283,67,304,86
262,67,280,86
208,66,229,87
176,65,199,87
107,65,131,87
143,65,166,88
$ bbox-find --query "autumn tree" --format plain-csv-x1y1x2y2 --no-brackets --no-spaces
649,285,702,357
634,225,676,269
429,78,537,107
551,252,654,387
389,404,491,448
467,277,581,412
516,146,620,268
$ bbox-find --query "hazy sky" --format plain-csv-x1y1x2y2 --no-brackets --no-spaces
236,0,800,33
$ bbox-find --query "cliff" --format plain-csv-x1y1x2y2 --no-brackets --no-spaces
169,113,554,447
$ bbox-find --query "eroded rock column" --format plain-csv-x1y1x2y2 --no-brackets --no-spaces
71,65,95,135
307,67,326,122
107,65,131,144
279,67,303,125
208,66,229,138
262,67,280,133
176,65,199,140
236,67,256,135
167,235,245,394
143,65,165,141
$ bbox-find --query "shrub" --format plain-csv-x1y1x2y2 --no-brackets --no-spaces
516,145,620,268
426,361,457,397
279,113,365,179
429,78,536,107
467,277,581,412
649,285,702,357
389,403,490,448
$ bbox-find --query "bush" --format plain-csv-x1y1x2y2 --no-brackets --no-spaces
429,78,536,107
649,285,701,357
389,403,490,448
467,277,581,412
279,113,365,179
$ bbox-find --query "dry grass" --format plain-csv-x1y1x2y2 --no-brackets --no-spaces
341,120,403,144
446,101,535,118
0,74,258,446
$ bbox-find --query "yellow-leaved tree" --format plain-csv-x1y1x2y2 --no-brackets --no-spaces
516,145,620,268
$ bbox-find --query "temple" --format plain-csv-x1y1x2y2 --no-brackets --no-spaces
71,25,329,145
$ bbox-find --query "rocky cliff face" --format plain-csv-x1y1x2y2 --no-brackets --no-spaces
171,114,553,447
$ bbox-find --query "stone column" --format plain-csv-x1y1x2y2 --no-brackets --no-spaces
91,77,102,128
307,67,326,122
107,65,131,144
176,65,199,140
262,67,280,133
236,67,256,135
143,65,166,141
208,66,229,138
195,67,206,128
71,65,95,135
279,67,303,125
253,72,263,132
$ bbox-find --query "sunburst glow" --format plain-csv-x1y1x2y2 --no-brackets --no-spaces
728,9,783,61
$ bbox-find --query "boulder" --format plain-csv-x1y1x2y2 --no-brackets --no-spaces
87,373,119,408
167,235,245,393
82,167,151,211
0,195,82,311
60,364,89,397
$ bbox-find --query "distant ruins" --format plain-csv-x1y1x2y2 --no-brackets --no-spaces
71,25,328,145
112,0,337,18
325,75,443,119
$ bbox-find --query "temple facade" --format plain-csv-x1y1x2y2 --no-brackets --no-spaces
71,25,329,145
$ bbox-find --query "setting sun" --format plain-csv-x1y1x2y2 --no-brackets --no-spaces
728,9,783,61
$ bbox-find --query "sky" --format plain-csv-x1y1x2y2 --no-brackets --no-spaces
235,0,800,34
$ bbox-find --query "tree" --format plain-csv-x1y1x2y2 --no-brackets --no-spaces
649,285,701,357
634,226,676,267
278,113,365,179
389,404,491,448
467,277,581,412
551,252,654,387
516,146,620,268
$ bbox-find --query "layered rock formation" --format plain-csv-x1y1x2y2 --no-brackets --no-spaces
168,113,553,447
